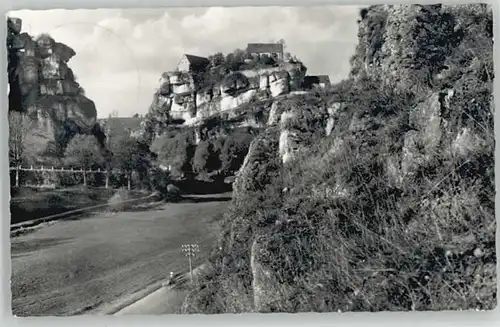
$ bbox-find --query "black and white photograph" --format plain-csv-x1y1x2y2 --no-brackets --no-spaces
6,3,496,316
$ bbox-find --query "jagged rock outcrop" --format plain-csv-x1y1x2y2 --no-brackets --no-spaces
350,3,492,92
182,3,495,313
136,61,307,144
276,96,329,164
7,17,103,164
350,3,493,184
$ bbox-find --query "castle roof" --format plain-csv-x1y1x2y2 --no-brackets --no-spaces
247,43,283,54
183,54,210,67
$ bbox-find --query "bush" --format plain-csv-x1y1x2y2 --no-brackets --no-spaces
153,129,195,178
218,131,254,175
148,166,171,194
165,183,182,202
107,188,132,212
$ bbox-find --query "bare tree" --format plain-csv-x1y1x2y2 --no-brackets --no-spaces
8,111,33,187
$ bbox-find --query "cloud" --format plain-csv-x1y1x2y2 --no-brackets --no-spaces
9,5,361,118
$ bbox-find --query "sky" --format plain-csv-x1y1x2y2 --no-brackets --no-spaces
9,6,362,118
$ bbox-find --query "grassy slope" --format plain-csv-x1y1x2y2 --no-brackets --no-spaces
182,4,495,313
11,195,231,316
10,187,116,224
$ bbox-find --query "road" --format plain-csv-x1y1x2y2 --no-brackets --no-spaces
10,194,231,316
114,265,207,315
114,284,188,315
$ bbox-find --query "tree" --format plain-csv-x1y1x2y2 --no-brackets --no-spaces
277,38,286,50
8,111,33,186
192,140,221,175
113,137,151,190
208,52,225,67
152,131,195,178
64,134,105,186
225,49,245,71
218,131,254,175
259,54,275,66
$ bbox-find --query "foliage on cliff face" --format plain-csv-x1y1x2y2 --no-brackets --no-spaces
194,44,304,90
216,131,255,175
151,125,258,182
183,3,495,313
349,3,492,93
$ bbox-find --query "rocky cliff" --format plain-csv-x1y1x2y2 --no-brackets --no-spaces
135,60,307,142
132,49,311,185
349,4,493,92
7,17,105,164
182,3,495,313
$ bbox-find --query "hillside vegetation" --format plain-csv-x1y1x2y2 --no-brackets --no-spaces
182,4,495,313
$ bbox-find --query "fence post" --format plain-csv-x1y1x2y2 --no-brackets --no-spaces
15,165,19,187
83,168,87,186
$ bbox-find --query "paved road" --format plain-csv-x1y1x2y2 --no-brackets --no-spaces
10,195,231,316
114,265,206,315
114,284,188,315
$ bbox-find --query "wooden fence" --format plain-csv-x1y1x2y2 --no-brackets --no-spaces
9,165,123,174
9,165,128,188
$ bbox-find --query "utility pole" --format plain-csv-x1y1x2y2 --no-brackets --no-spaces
181,243,199,283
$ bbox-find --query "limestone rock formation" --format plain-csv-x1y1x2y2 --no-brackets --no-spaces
182,4,495,313
350,4,492,92
135,59,308,144
7,17,103,164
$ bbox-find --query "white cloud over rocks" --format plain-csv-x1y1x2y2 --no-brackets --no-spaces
9,6,361,118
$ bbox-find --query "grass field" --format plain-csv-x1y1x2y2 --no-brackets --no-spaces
9,186,148,225
10,193,231,316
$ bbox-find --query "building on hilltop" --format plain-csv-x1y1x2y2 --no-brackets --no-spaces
246,43,284,61
177,54,210,72
303,75,331,89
